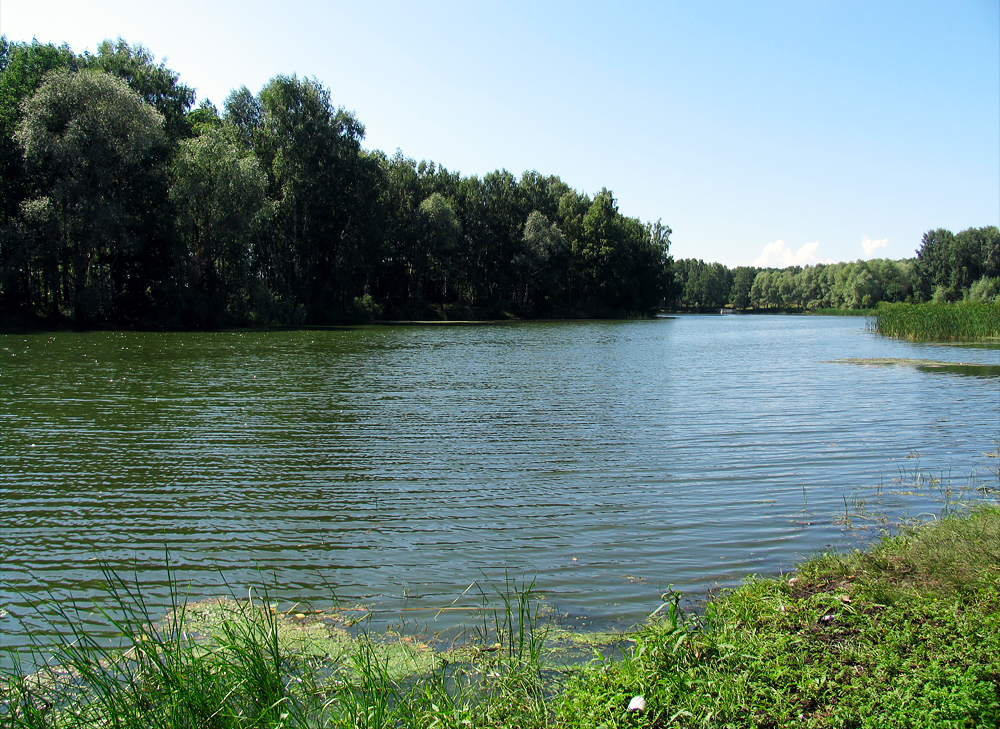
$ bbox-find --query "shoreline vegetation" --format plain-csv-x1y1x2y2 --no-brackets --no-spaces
870,301,1000,342
0,37,997,331
4,505,999,728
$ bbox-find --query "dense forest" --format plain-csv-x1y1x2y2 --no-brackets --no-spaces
0,38,673,328
1,38,996,329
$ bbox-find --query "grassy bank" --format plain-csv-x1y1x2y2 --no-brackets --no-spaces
872,301,1000,341
559,505,1000,728
4,509,1000,728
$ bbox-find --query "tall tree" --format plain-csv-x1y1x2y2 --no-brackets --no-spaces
0,39,79,317
16,68,166,322
913,228,956,302
255,74,366,320
412,192,461,303
169,126,269,324
579,190,627,309
516,210,569,313
730,266,756,310
84,39,195,144
223,86,261,150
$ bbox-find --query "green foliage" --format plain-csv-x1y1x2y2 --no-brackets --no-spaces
253,74,368,321
222,86,261,150
4,34,998,328
556,507,1000,728
668,258,919,313
670,258,733,310
872,301,1000,341
0,39,80,323
187,99,223,136
169,126,269,325
82,38,195,144
729,266,756,309
0,35,679,326
411,192,461,302
0,38,77,225
914,226,1000,303
968,276,1000,303
517,210,570,314
14,67,167,323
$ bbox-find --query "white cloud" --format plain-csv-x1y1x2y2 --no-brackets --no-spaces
753,240,829,267
861,234,889,258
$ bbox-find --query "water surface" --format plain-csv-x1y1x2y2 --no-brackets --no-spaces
1,315,997,663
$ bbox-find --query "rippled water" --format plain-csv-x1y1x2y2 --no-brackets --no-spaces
1,315,997,665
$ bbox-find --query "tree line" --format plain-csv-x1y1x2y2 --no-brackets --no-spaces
0,37,674,328
670,226,999,311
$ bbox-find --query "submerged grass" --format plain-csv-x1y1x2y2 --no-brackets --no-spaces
825,357,1000,380
871,301,1000,341
4,509,1000,728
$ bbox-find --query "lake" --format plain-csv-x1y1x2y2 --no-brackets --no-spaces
1,315,997,665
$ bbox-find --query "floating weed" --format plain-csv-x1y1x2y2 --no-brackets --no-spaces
827,356,1000,379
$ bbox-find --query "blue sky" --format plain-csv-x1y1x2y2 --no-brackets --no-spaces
3,0,997,266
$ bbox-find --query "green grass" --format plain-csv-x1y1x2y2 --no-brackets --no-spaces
558,506,1000,728
872,301,1000,341
4,510,1000,728
1,571,561,729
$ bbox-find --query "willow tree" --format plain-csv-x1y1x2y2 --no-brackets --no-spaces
84,39,195,145
16,68,166,322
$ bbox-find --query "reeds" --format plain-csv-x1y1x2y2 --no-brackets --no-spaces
1,566,315,728
1,570,555,729
871,301,1000,341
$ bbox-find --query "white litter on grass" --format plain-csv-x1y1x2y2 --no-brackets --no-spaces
627,695,646,712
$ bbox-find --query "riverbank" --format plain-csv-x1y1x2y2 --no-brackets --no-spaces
558,504,1000,727
4,506,998,728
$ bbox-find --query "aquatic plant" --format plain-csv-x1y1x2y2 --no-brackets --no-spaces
871,301,1000,341
0,569,557,728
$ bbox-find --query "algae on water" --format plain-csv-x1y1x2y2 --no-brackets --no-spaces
174,595,630,683
826,358,1000,378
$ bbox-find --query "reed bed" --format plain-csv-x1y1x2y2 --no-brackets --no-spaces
871,301,1000,341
